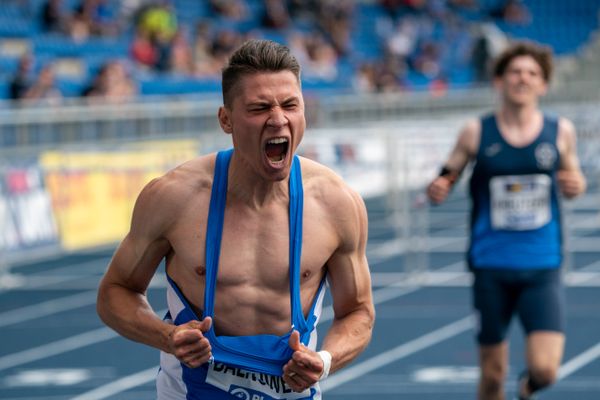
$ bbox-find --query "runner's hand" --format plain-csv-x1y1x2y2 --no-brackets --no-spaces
283,330,324,392
427,176,453,204
168,317,212,368
557,170,584,198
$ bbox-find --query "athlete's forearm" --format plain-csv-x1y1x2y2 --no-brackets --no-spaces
97,281,174,353
320,305,375,374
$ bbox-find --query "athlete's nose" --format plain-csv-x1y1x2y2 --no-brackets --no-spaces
266,107,287,128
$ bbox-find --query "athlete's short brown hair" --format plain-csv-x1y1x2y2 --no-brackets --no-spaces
492,41,553,82
221,39,301,108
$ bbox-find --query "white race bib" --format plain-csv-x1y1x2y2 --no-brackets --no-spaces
205,363,314,400
490,174,551,231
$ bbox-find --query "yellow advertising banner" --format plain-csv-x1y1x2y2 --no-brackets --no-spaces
40,140,198,250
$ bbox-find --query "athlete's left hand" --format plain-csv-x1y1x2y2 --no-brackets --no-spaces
557,170,585,198
282,330,325,393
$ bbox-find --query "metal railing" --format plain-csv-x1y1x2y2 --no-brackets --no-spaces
1,77,599,153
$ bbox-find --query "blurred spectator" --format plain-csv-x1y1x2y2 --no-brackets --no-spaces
386,17,418,59
138,1,178,42
411,40,441,79
132,0,179,73
119,0,150,25
192,20,221,77
9,54,34,100
209,0,248,21
490,0,531,25
83,60,137,103
374,55,407,92
261,0,290,29
288,0,319,20
287,32,311,66
130,27,157,69
86,0,120,36
21,64,62,105
41,0,67,33
211,30,243,66
290,32,339,81
303,33,338,80
170,29,194,75
502,0,531,24
152,30,173,72
317,0,354,56
353,63,377,93
68,0,120,41
68,5,92,42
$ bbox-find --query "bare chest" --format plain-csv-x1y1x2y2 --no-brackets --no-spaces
165,200,335,311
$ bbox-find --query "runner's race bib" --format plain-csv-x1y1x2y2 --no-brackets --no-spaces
206,362,313,400
490,174,551,231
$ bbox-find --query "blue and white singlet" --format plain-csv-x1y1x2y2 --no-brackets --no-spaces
157,149,327,399
468,114,562,270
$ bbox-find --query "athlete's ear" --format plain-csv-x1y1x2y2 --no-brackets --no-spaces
218,106,233,134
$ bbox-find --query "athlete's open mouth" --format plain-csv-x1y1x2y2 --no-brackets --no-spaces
265,137,289,163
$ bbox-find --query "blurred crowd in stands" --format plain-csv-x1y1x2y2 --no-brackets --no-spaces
2,0,592,105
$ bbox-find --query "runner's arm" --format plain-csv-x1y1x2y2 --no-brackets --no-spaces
97,177,176,353
557,118,586,198
427,119,480,204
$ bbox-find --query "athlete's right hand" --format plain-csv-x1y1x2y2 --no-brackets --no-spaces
427,176,452,205
167,317,213,368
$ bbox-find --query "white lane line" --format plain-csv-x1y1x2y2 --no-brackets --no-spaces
578,259,600,271
558,341,600,380
70,367,158,400
0,259,109,292
0,327,118,372
3,274,167,291
30,259,110,276
0,309,168,371
0,290,97,327
321,315,474,392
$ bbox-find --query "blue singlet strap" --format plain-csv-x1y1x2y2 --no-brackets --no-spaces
204,149,232,317
289,155,308,332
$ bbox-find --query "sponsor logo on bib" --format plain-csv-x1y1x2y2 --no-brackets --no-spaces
205,363,314,399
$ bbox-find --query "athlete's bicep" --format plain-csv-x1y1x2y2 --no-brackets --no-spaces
326,189,373,319
444,119,480,173
557,118,582,171
102,178,173,293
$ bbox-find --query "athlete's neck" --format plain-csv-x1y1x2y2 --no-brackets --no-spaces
498,102,540,129
496,106,543,147
227,156,290,209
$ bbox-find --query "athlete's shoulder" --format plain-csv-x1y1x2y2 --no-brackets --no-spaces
557,116,576,137
462,117,482,137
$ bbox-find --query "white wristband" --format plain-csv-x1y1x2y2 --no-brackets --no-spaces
317,350,332,380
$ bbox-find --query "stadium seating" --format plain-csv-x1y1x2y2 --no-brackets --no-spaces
0,0,598,100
